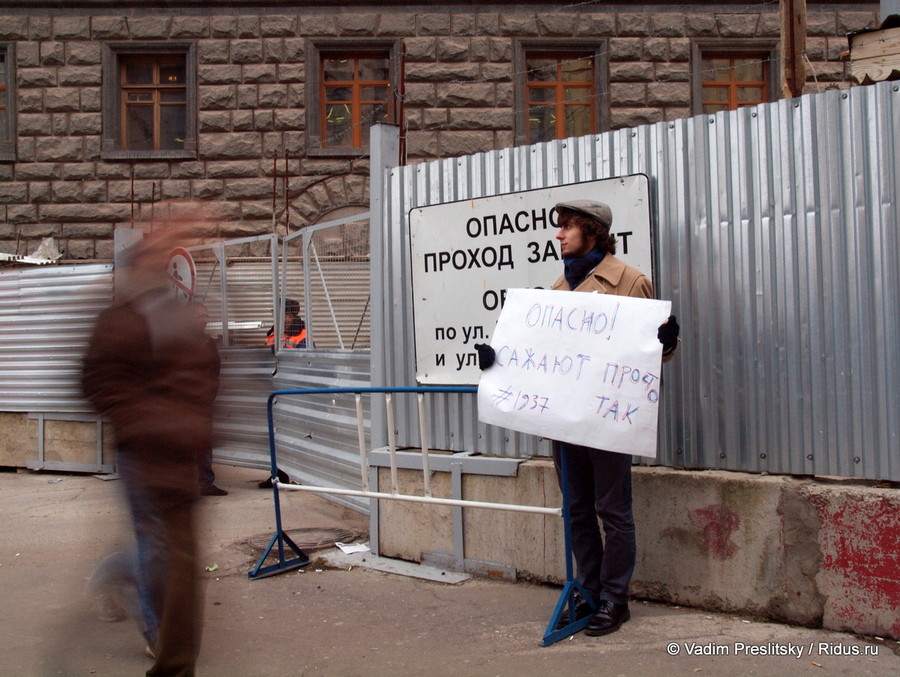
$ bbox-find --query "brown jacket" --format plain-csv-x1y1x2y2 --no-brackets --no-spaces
81,291,219,494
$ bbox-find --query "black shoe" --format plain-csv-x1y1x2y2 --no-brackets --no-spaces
555,594,594,630
258,469,290,489
585,600,630,636
200,485,228,496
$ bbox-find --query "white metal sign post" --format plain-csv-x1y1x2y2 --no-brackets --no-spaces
409,175,653,385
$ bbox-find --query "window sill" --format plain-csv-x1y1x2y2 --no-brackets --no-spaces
100,150,197,161
305,146,371,159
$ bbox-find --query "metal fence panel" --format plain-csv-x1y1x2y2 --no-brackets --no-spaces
281,215,372,351
186,235,278,348
375,82,899,481
211,347,277,469
0,264,112,412
272,350,372,511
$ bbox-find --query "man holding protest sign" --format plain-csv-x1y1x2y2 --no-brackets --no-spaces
477,199,679,637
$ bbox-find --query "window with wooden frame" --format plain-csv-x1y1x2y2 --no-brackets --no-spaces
102,42,197,160
0,43,15,162
526,54,595,143
514,40,608,146
307,39,401,156
692,41,779,115
700,54,769,113
119,55,187,151
322,54,390,148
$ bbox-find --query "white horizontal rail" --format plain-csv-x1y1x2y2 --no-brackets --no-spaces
274,481,562,516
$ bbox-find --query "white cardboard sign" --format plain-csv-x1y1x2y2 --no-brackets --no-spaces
477,288,671,458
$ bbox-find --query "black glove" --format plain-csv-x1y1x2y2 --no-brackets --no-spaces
658,315,680,354
473,343,496,370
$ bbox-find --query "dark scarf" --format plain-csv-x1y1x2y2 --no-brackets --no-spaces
563,248,605,290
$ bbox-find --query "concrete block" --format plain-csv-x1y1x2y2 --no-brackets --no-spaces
377,461,900,639
0,414,36,466
802,483,900,638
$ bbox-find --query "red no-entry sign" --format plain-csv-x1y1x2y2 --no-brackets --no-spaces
166,247,196,303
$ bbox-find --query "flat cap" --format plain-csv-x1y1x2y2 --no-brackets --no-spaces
554,200,613,228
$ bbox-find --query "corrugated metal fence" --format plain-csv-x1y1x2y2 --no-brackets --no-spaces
373,82,899,482
2,83,897,483
0,263,112,413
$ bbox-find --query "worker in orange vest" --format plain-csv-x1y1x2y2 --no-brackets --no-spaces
265,297,308,351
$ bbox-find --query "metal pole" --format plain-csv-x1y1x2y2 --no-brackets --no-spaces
417,393,432,497
385,393,398,494
541,446,596,646
356,394,369,492
273,482,561,516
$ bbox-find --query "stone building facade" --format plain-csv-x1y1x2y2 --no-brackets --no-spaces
0,2,879,259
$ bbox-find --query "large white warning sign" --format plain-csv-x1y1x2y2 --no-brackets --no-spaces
477,288,671,458
410,175,653,385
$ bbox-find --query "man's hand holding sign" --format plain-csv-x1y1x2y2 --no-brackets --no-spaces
477,289,671,459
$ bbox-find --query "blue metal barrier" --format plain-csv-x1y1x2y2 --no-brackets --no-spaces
247,386,590,646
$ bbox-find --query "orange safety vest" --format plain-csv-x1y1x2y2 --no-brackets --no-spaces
265,328,307,350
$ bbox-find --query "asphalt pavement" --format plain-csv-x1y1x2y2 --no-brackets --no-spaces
1,463,897,677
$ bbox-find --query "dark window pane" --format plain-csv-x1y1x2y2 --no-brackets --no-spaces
702,86,728,102
325,86,352,103
528,105,556,143
737,86,764,103
126,91,153,103
125,105,154,150
359,59,389,81
360,86,387,101
527,86,556,104
160,104,186,149
159,62,186,86
526,58,556,82
561,57,592,82
361,103,387,127
734,59,763,81
702,103,729,114
324,103,353,146
161,90,186,104
564,87,591,104
564,105,592,137
323,58,355,81
702,57,732,80
123,61,153,85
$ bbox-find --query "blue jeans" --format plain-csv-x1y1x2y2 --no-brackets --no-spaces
118,450,201,676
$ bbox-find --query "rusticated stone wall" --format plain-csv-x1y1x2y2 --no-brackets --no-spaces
0,4,879,259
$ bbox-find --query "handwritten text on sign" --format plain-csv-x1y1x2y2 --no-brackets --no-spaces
477,288,671,458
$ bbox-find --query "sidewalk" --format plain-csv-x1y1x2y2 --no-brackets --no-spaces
1,464,896,677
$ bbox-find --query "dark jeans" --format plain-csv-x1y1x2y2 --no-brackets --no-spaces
119,454,201,677
553,442,636,605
